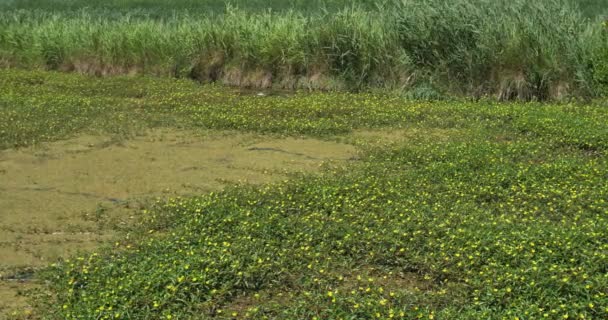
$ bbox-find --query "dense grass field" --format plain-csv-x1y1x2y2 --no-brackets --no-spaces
1,70,607,319
1,0,607,99
0,0,382,13
0,0,605,16
580,0,608,17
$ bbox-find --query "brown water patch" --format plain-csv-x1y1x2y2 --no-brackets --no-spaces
0,129,356,316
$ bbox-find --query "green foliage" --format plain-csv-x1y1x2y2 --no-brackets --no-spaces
578,0,608,18
393,0,592,99
0,69,423,149
0,0,386,15
0,8,408,90
402,83,445,101
3,70,606,319
590,21,608,96
0,0,607,99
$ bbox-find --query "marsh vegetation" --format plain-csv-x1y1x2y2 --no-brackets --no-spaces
0,70,607,319
1,0,607,99
0,1,607,319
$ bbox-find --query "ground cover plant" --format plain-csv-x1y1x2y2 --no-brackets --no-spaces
1,0,608,317
1,70,606,319
0,0,607,99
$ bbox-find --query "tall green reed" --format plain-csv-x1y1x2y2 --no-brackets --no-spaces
392,0,600,99
0,0,606,99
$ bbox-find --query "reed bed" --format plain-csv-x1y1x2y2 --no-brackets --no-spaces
0,0,606,99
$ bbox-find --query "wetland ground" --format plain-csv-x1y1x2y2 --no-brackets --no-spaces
0,70,606,319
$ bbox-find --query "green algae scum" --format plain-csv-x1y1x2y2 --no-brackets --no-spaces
1,0,608,319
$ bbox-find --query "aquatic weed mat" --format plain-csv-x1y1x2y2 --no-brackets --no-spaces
38,113,608,318
1,70,607,319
